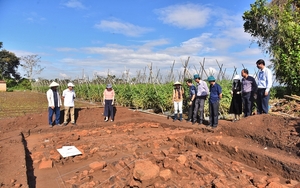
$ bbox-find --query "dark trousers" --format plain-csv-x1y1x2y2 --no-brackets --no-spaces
242,92,253,117
209,101,219,126
193,96,206,123
104,99,114,119
188,101,195,120
48,106,60,125
257,88,270,114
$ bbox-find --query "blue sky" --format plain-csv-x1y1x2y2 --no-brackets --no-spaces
0,0,269,81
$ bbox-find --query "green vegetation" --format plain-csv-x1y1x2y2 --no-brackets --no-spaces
0,42,21,84
31,79,235,116
0,42,45,91
243,0,300,93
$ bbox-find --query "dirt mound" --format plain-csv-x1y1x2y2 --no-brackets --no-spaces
0,107,300,188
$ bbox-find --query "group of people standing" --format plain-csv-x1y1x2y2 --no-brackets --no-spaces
229,59,273,121
172,59,272,128
46,82,115,127
173,74,222,129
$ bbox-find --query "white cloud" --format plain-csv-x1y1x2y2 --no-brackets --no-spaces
155,3,211,29
55,47,78,52
14,3,265,80
63,0,86,9
25,12,46,23
95,20,153,37
59,73,70,79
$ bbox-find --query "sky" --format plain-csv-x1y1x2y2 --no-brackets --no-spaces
0,0,270,81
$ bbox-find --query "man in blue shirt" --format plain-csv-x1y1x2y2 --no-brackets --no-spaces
256,59,272,114
207,76,222,128
186,79,196,122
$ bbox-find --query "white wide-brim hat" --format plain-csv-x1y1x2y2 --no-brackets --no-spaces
67,82,75,87
233,75,240,80
49,81,59,87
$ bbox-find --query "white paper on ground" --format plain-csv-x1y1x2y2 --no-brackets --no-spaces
57,146,82,158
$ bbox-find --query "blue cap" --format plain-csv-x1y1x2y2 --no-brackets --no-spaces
207,76,216,82
193,74,200,79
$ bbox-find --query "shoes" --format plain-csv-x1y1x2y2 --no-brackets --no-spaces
211,125,218,129
111,119,114,122
192,121,196,125
232,119,236,122
56,124,62,126
104,117,108,122
186,119,192,123
49,125,53,128
179,119,183,122
71,122,76,126
63,122,67,126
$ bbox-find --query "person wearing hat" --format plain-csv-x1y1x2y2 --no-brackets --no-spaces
46,81,62,127
62,82,76,126
229,75,242,122
103,84,115,122
172,81,184,122
241,69,257,117
207,76,222,128
192,74,209,125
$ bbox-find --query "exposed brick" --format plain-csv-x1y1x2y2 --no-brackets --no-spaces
176,155,187,165
159,169,172,181
266,177,281,183
39,160,53,169
266,182,284,188
89,161,107,171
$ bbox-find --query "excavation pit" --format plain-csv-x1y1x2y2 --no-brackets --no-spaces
0,107,300,188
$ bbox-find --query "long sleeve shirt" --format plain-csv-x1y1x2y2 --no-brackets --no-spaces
242,75,257,93
173,87,184,102
257,67,272,92
46,89,62,107
196,80,209,97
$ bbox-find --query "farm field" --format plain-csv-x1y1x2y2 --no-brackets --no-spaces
0,91,300,188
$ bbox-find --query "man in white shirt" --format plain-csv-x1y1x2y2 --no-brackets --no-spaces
256,59,273,114
46,81,62,127
62,83,76,125
193,74,209,125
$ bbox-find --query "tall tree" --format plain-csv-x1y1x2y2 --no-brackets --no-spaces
243,0,300,93
20,54,45,81
0,43,21,80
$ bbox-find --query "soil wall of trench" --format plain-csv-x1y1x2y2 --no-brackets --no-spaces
0,108,300,188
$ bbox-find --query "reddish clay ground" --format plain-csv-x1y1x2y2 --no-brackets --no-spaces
0,92,300,188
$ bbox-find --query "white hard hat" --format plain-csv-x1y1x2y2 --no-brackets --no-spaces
67,82,75,87
233,75,240,80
